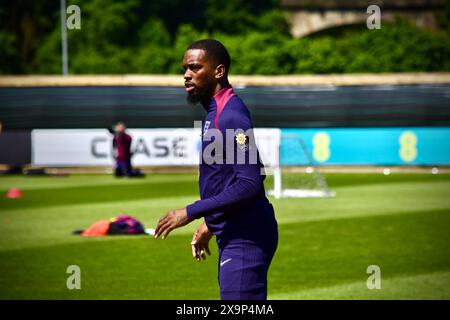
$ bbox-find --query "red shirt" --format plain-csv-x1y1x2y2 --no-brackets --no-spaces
114,133,132,161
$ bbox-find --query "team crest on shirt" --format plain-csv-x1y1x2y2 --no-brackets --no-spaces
236,133,249,152
203,121,210,135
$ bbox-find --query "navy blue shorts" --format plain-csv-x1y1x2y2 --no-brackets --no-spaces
115,160,132,177
217,237,278,300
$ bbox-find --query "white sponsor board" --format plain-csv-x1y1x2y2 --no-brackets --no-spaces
31,128,280,167
32,129,113,166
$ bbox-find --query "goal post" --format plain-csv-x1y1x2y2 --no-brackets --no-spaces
254,130,335,199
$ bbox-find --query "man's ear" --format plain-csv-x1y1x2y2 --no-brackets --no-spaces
215,64,226,79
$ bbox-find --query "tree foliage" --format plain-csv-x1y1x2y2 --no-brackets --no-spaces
0,0,448,74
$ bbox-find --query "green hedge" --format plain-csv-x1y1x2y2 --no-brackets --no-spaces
36,20,450,75
1,0,449,74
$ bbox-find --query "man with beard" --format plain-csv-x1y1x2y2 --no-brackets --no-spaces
154,39,278,300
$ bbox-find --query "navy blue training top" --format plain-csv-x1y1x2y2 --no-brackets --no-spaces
186,86,277,242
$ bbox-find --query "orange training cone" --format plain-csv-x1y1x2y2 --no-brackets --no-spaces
6,187,22,199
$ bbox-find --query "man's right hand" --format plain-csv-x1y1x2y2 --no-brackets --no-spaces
191,222,213,262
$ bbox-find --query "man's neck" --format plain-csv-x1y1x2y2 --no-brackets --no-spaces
212,80,230,96
200,80,230,107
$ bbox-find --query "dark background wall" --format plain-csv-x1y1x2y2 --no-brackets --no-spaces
0,131,31,165
0,85,449,130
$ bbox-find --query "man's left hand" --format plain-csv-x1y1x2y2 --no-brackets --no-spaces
154,208,190,239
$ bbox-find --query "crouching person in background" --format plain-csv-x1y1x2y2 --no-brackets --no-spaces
113,121,133,177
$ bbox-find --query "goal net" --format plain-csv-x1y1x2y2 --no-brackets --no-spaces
255,130,335,199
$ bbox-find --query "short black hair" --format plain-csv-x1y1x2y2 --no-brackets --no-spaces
187,39,231,74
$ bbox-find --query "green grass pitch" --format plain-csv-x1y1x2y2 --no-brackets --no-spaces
0,172,449,299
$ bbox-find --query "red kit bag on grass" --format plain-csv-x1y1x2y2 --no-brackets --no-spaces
80,220,110,236
74,215,146,237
